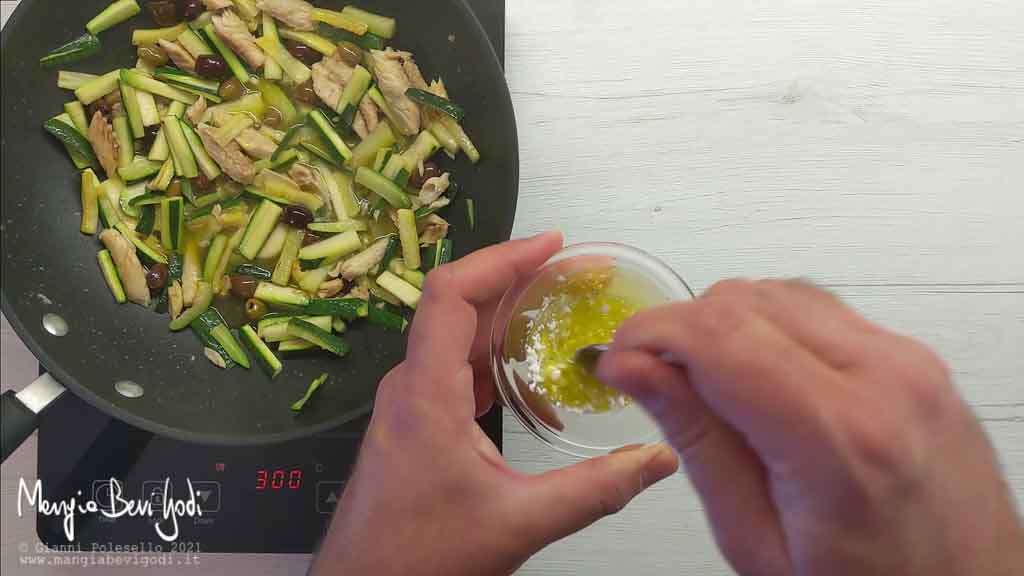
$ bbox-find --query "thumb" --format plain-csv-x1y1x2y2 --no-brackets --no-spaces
511,444,679,548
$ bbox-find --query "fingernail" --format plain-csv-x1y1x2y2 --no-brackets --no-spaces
610,443,645,455
641,444,680,487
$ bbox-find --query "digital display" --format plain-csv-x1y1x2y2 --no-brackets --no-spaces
256,468,303,491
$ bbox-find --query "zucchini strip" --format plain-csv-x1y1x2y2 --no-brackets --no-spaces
40,34,101,68
97,250,127,304
202,23,251,85
58,71,99,91
291,373,329,412
80,169,100,235
131,23,188,46
75,70,121,105
86,0,141,35
406,88,465,122
254,35,311,85
260,13,284,81
340,6,396,38
272,228,305,286
170,281,214,330
397,209,421,270
310,8,369,36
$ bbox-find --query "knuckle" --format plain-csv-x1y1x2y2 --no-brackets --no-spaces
704,278,755,300
891,337,956,419
689,298,748,345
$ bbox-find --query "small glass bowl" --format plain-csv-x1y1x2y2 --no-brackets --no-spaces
490,242,694,458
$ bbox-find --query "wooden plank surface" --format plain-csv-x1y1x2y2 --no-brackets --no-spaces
2,1,1022,574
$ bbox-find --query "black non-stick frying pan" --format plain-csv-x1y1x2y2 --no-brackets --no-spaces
1,0,518,460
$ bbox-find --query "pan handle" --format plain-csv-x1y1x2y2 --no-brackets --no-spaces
1,373,65,463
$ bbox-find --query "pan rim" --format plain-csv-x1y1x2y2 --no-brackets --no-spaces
0,0,518,447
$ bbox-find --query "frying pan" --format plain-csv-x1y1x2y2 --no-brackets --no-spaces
0,0,518,461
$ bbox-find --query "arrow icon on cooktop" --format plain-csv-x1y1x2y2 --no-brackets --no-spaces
326,492,339,504
197,490,212,503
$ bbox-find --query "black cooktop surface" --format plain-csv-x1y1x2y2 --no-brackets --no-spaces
36,0,506,554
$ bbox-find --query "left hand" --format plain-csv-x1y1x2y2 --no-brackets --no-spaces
309,232,679,576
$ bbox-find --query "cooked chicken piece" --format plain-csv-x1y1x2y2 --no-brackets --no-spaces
87,111,120,178
212,10,265,69
157,39,196,73
428,78,449,98
418,214,450,245
203,0,233,9
204,347,228,369
197,124,256,184
419,172,451,205
168,280,184,321
344,284,370,301
403,59,430,91
288,163,317,188
369,49,421,135
186,95,208,125
256,0,315,31
259,125,286,143
99,229,151,306
311,52,355,109
352,94,380,139
331,237,390,281
235,128,277,159
317,279,345,299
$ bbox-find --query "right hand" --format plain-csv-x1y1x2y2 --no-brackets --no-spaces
598,279,1023,575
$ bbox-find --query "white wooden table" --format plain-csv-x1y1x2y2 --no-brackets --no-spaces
3,1,1022,574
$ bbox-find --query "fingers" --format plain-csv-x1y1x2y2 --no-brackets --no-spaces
610,298,844,466
510,444,679,549
598,350,793,575
705,279,876,369
406,232,562,372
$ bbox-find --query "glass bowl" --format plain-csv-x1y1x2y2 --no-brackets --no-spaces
490,242,694,458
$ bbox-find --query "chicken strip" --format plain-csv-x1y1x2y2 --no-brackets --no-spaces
419,172,451,205
256,0,315,31
369,49,420,135
99,229,151,306
311,52,355,110
235,128,277,159
317,279,345,299
212,10,265,69
352,94,380,139
87,110,120,178
186,95,207,125
333,237,390,281
197,124,256,184
288,163,317,188
403,59,430,91
418,214,450,245
202,0,233,9
157,39,196,73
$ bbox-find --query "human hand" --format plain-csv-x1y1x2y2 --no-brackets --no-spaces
599,279,1023,575
310,232,679,576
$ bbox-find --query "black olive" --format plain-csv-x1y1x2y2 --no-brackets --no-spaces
283,205,314,228
146,263,169,291
147,1,179,27
230,275,259,299
285,41,322,66
408,161,442,189
179,0,205,21
195,55,228,79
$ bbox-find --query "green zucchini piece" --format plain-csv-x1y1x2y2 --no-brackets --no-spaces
436,114,480,163
119,81,145,138
80,169,100,235
355,166,410,209
136,89,160,127
302,298,368,320
119,181,148,217
254,35,310,85
336,65,372,116
298,230,362,261
433,238,454,269
86,0,141,35
160,197,185,251
120,69,196,104
271,122,304,162
306,220,367,234
118,156,163,182
180,121,222,180
307,110,352,163
376,271,422,309
286,319,350,358
114,221,168,265
259,315,330,342
272,228,305,285
465,198,476,230
349,121,395,169
367,304,408,332
97,249,127,304
59,71,100,91
112,115,134,171
397,209,421,270
43,117,99,170
401,268,426,289
291,373,329,412
203,234,228,282
193,309,250,368
239,200,283,259
40,33,101,68
258,80,299,129
406,88,465,122
340,6,395,38
128,192,168,207
135,204,157,236
255,282,310,307
203,23,250,85
176,29,213,58
315,23,384,50
75,70,121,105
131,23,187,46
239,325,282,378
171,281,214,329
300,142,339,167
163,116,199,178
261,13,284,80
232,264,272,282
154,67,221,97
149,158,175,191
401,130,441,173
